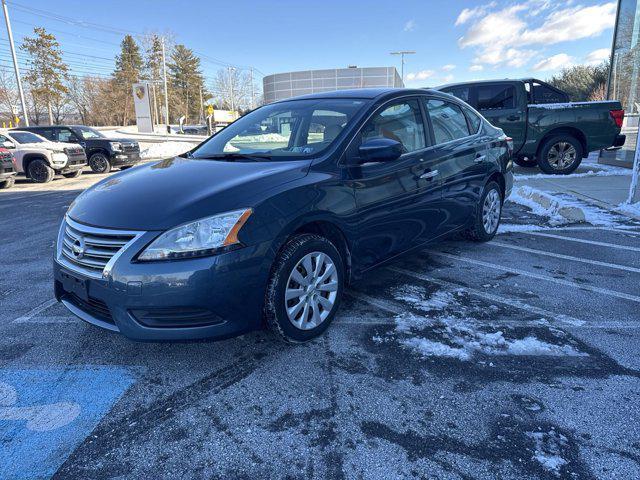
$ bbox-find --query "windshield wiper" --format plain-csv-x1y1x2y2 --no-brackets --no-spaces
193,153,273,161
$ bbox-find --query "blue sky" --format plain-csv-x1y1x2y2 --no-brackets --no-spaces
1,0,617,89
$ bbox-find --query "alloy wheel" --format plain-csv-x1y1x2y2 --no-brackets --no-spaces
547,142,577,170
91,154,109,173
285,251,339,330
482,188,501,234
30,162,47,182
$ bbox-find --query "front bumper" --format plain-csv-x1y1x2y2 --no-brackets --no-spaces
54,230,274,341
110,152,141,167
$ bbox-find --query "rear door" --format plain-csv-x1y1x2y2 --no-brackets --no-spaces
423,97,491,233
349,97,446,268
474,82,527,151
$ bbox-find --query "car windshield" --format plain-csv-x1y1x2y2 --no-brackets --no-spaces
75,126,105,139
190,99,366,160
10,131,46,144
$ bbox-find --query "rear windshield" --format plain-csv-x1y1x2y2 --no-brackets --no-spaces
190,99,366,160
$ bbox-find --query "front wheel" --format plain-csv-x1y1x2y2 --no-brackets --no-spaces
28,159,55,183
89,153,112,174
63,169,83,178
465,181,503,242
265,234,344,343
0,176,15,189
537,136,583,174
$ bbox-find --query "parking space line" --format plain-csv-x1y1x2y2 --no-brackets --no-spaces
15,316,78,324
426,251,640,303
387,266,585,326
489,241,640,274
11,299,58,323
520,231,640,252
344,291,405,315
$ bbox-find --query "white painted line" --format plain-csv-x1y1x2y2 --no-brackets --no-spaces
426,251,640,304
15,315,78,324
490,241,640,274
11,299,57,323
521,231,640,252
387,266,585,326
344,291,404,315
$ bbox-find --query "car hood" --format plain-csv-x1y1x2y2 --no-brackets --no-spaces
100,137,138,144
68,156,310,230
18,142,68,151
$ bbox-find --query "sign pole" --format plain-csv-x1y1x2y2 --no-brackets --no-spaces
2,0,28,126
627,132,640,204
161,38,170,133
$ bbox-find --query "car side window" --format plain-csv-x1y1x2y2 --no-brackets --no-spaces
360,99,425,154
463,107,482,134
476,84,515,111
37,128,56,141
425,99,470,144
57,128,79,143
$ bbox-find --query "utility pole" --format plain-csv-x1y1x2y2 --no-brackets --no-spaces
390,51,416,86
2,0,28,126
228,66,235,112
199,86,204,124
250,67,255,110
161,37,170,132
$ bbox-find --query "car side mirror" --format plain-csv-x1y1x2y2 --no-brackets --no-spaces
358,138,403,163
3,140,15,149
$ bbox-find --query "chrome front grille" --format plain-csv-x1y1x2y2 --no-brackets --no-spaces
58,217,141,278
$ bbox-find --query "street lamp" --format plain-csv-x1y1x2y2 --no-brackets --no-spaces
390,51,416,86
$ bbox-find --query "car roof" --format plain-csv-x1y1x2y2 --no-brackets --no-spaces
275,87,446,103
436,78,529,90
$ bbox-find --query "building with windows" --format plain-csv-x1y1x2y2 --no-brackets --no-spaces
262,67,403,104
602,0,640,166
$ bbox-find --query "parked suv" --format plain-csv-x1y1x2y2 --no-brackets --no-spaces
54,88,513,343
0,130,86,183
0,147,17,189
15,125,140,174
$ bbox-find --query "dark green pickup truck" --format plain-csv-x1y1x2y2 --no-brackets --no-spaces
438,78,626,174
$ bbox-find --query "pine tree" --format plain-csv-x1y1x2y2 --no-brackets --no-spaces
20,27,68,125
142,34,165,125
168,44,207,123
112,34,143,125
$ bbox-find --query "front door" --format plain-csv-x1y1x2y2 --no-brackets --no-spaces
348,98,445,268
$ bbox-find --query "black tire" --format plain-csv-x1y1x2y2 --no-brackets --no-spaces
264,234,345,343
514,156,537,168
89,152,112,174
465,181,503,242
27,159,55,183
63,169,83,178
537,135,583,174
119,165,132,170
0,176,15,189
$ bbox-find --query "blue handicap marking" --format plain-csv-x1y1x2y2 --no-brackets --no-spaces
0,367,136,480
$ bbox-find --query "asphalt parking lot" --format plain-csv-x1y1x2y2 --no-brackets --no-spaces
2,170,640,479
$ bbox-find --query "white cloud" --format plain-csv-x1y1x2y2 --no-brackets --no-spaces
441,64,456,71
455,2,497,26
404,19,416,32
532,53,573,71
585,48,610,65
405,70,435,81
456,1,616,69
469,64,484,72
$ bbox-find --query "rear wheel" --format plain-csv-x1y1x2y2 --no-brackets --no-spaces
465,181,502,242
28,159,55,183
514,156,537,168
89,153,111,174
537,135,583,174
0,176,15,189
63,169,83,178
265,234,344,343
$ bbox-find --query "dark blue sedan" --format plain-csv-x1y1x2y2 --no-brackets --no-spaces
53,88,513,342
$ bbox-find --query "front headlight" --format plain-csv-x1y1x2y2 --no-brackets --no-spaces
109,142,122,151
52,152,68,163
138,209,252,261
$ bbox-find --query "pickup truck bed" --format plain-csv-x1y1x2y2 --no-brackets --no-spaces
438,78,625,174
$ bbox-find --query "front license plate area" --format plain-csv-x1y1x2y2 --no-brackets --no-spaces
61,270,88,301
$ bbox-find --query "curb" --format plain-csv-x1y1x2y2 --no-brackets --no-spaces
514,186,586,223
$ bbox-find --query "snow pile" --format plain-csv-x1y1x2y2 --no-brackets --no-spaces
140,141,198,159
618,201,640,219
392,285,457,313
527,430,570,476
515,164,631,180
231,133,289,143
395,314,585,361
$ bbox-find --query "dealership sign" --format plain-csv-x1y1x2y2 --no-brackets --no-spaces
132,82,153,133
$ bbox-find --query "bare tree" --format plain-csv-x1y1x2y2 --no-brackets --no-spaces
211,68,251,111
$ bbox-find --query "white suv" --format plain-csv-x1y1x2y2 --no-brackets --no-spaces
0,130,87,183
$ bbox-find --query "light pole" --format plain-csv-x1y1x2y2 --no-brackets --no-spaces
390,51,416,86
2,0,28,125
161,37,170,132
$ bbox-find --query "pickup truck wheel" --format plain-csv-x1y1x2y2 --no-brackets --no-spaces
264,234,344,343
465,181,502,242
28,159,55,183
514,156,537,168
89,153,111,174
0,176,15,189
538,136,583,174
63,170,83,178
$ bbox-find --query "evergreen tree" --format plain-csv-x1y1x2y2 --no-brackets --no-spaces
20,27,68,125
112,34,143,125
168,44,207,123
142,34,165,125
548,62,610,102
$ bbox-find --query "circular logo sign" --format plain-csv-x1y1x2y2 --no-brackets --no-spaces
71,236,86,259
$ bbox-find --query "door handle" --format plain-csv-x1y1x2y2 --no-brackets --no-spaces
474,154,486,163
419,170,438,180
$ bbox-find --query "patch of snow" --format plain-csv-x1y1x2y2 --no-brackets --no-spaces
618,201,640,218
527,430,569,476
515,164,631,180
392,285,457,312
140,141,199,159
